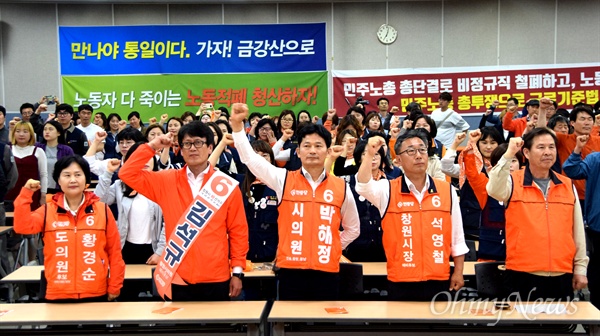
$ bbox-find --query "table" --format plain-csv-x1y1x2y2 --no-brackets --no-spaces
360,261,477,277
0,300,266,335
268,301,600,335
2,262,480,284
1,264,155,283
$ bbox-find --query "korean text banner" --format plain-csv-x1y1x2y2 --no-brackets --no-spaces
59,23,326,75
62,72,328,120
333,63,600,115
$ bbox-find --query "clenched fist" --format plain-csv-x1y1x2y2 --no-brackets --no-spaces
24,179,41,192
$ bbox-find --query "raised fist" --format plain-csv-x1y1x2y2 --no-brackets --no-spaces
230,103,249,124
221,133,234,146
95,131,107,143
25,179,41,192
106,159,121,173
575,134,589,151
366,136,385,156
539,97,553,111
282,129,294,141
468,129,482,143
329,145,344,158
149,133,173,151
506,137,524,158
37,104,48,113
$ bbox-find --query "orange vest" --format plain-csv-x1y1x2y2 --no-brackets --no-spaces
43,200,110,300
383,176,453,282
277,170,345,273
505,168,576,273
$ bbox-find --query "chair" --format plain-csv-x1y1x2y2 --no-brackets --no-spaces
39,270,47,301
475,261,505,300
36,247,44,265
150,267,159,298
464,240,478,261
339,263,363,300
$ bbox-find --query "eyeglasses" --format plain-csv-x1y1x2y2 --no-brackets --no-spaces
398,147,428,156
181,140,206,149
57,111,70,116
281,118,294,122
259,127,272,132
21,111,33,116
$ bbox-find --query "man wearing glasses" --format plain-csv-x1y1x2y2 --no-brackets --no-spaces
120,121,248,301
356,129,468,301
55,103,89,156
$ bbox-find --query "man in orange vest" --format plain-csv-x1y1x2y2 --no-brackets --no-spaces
230,103,360,301
356,130,469,301
487,128,588,301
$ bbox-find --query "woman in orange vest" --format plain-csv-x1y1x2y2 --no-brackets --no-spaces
458,127,503,238
14,155,125,302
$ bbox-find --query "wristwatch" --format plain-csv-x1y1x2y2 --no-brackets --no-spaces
232,272,244,280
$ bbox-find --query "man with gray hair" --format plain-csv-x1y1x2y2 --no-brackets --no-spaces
356,129,468,301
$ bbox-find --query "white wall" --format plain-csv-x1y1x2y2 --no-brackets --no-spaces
1,0,599,112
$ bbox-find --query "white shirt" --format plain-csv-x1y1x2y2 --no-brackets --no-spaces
440,148,461,179
272,139,291,161
232,129,361,249
355,174,469,257
77,123,105,160
186,165,210,198
127,194,153,244
430,108,470,148
77,123,104,141
63,196,85,217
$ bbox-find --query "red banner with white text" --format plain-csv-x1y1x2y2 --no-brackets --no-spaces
333,64,600,115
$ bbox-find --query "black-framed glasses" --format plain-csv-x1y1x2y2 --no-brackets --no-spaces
398,147,428,156
181,140,206,149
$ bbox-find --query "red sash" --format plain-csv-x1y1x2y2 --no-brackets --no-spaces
154,170,238,300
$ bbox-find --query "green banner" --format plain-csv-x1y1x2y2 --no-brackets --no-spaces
62,72,328,121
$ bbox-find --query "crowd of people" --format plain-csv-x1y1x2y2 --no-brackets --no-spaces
1,92,598,309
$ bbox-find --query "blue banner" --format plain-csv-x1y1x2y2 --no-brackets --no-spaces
59,23,326,75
